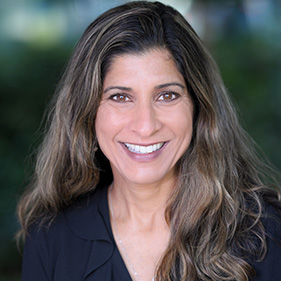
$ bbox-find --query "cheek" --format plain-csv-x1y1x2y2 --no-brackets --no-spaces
95,107,109,143
95,105,124,143
95,110,112,161
172,110,193,153
168,106,193,136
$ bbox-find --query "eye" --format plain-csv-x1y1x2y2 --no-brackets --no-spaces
157,92,179,102
109,94,131,103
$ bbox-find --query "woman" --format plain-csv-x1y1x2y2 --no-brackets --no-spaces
18,1,281,281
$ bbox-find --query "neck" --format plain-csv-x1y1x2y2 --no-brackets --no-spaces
108,183,170,281
109,178,175,227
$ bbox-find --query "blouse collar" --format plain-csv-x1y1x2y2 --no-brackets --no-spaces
64,185,113,241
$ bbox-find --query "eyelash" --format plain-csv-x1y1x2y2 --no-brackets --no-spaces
108,91,180,103
108,94,131,102
157,91,180,102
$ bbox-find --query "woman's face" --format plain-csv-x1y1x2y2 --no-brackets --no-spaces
95,48,193,187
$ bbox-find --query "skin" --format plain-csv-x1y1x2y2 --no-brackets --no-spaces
95,48,193,280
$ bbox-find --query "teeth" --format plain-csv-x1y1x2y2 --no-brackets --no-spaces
124,142,165,154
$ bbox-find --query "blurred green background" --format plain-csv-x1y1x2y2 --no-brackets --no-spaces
0,0,280,279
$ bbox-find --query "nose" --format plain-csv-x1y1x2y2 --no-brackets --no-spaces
128,102,161,137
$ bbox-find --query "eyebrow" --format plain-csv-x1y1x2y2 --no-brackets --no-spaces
155,82,185,89
104,86,132,93
104,82,185,93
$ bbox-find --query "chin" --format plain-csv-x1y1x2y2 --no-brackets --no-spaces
120,168,175,187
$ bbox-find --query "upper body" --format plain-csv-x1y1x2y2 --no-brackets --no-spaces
22,185,281,281
18,1,281,281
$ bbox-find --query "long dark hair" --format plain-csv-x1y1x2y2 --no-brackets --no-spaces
17,2,281,280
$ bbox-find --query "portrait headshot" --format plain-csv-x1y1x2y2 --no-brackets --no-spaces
13,1,281,280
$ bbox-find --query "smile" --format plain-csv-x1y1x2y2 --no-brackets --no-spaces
124,142,165,154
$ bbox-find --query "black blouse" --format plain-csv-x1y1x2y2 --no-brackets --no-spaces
22,185,281,281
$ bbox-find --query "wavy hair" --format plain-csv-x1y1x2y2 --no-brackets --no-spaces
17,1,281,280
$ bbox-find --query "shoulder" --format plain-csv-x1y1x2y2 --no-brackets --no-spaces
262,199,281,242
250,200,281,281
23,209,91,280
26,185,109,243
22,186,111,280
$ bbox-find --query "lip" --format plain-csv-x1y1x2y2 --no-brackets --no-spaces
120,141,168,162
124,142,165,154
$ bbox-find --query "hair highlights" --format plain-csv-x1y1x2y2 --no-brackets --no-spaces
17,2,281,280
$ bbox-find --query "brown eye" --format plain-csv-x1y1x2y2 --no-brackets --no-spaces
110,94,130,102
158,92,179,102
164,93,173,100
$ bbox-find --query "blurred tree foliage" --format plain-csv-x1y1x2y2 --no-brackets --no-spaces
211,30,281,169
0,0,280,280
0,42,73,279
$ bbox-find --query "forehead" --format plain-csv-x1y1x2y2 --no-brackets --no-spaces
103,48,185,87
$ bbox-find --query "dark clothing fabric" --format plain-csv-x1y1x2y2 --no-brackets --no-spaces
22,185,132,281
22,185,281,281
